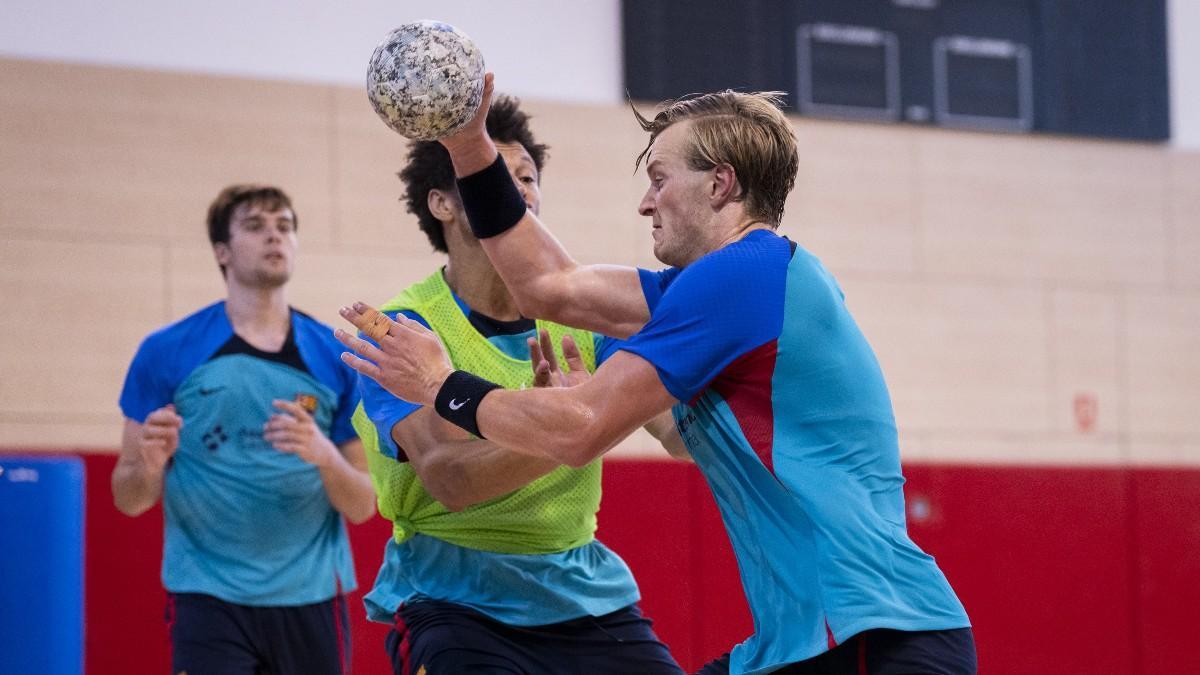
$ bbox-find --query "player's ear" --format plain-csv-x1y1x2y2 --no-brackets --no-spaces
212,242,231,267
427,188,460,223
709,163,742,208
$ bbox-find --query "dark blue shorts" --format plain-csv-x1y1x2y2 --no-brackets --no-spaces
386,600,683,675
167,592,351,675
695,628,977,675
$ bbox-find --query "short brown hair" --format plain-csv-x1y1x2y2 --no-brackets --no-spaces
207,184,296,246
206,185,296,275
634,91,798,227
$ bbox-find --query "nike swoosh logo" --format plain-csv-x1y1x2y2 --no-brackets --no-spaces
199,387,224,396
448,398,469,411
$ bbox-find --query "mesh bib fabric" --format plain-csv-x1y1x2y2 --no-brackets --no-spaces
353,270,602,554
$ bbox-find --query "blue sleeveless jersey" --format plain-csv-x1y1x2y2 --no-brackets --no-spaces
119,301,360,606
621,231,969,674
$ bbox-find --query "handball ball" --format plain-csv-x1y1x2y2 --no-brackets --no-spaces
366,21,485,141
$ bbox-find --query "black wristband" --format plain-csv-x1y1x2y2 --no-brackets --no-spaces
434,370,503,438
456,153,528,239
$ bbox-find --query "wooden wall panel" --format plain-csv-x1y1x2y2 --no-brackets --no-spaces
330,86,426,256
844,279,1050,434
899,435,1124,466
525,99,649,268
286,250,432,328
786,119,919,277
0,60,336,247
916,131,1169,287
1049,289,1121,436
1168,152,1200,289
0,237,164,447
1,57,1199,466
1125,293,1200,436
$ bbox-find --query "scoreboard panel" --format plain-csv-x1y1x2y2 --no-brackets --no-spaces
624,0,1168,141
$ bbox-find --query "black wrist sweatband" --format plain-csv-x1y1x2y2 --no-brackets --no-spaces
434,370,503,438
456,153,528,239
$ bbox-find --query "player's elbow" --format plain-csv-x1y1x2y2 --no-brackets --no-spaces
510,292,551,322
554,407,611,468
560,449,600,469
411,457,472,512
344,498,378,525
427,479,470,512
510,278,569,322
111,492,152,518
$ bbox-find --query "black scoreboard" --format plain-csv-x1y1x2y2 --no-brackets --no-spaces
623,0,1169,141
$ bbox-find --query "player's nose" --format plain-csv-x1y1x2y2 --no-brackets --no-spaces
637,189,655,217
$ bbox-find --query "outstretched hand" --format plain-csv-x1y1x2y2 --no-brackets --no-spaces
335,302,454,406
528,329,590,388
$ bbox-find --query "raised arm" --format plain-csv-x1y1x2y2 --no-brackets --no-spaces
440,75,651,339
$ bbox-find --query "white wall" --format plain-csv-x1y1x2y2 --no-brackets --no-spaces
0,0,1196,145
0,0,623,104
1169,0,1200,148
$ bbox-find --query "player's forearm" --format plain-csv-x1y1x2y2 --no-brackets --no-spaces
317,449,377,524
443,131,499,179
477,216,578,317
409,437,561,511
110,456,164,516
474,387,641,468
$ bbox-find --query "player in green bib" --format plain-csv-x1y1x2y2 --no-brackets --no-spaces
352,95,684,674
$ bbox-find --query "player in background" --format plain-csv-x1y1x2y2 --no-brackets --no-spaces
351,94,684,675
337,77,976,675
113,184,374,675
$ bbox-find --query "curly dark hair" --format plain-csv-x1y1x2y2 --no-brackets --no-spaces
398,95,549,252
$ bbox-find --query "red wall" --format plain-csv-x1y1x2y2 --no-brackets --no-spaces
29,453,1200,674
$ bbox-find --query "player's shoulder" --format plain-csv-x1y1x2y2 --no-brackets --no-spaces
289,307,345,354
137,301,228,355
673,229,793,289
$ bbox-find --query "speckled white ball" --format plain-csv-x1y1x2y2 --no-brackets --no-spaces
366,21,485,141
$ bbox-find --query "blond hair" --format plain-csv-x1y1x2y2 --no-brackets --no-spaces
634,91,798,227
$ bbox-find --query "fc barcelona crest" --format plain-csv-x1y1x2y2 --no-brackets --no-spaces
294,393,318,414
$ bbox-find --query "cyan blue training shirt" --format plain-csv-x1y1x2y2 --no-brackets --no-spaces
621,230,970,675
119,301,359,606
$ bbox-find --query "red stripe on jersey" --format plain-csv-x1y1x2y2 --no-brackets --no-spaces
332,589,347,674
710,340,779,475
395,607,413,675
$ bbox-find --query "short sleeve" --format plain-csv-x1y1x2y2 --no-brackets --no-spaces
619,238,789,402
357,309,430,458
328,358,362,445
594,334,623,366
637,266,683,314
118,337,176,423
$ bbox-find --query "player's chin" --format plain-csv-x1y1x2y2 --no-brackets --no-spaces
255,269,292,287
